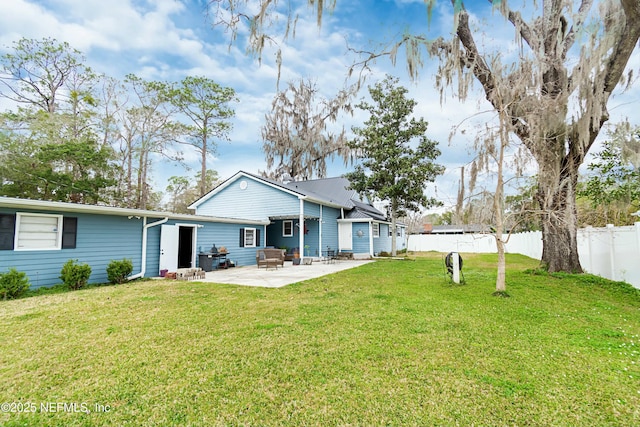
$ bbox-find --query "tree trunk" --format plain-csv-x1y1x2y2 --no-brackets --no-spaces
391,199,398,256
536,152,583,273
494,111,507,293
200,140,207,196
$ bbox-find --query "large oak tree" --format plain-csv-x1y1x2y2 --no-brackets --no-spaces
207,0,640,273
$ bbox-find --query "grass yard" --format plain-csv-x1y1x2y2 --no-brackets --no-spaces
1,253,639,426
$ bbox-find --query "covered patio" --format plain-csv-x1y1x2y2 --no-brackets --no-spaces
198,259,373,288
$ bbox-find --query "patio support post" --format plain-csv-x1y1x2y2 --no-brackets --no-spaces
369,220,374,257
299,198,305,259
319,205,323,257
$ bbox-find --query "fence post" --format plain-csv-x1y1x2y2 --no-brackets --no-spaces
607,224,616,281
636,222,640,269
583,226,593,274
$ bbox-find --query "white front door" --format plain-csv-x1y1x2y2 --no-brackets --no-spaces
159,224,178,273
338,222,352,251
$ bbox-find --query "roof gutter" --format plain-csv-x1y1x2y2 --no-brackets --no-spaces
129,216,169,280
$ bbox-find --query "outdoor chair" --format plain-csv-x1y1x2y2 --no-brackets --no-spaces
256,248,285,269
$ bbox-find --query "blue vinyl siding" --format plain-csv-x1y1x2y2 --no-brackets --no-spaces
263,205,341,257
371,223,407,254
0,207,265,289
352,222,372,254
194,221,265,268
321,206,340,253
303,200,320,217
0,208,143,289
195,176,301,221
373,223,392,254
266,219,302,253
303,219,320,257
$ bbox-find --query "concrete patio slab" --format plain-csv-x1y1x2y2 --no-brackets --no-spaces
199,260,373,288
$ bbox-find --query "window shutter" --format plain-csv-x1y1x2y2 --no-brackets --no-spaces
239,228,245,247
256,229,261,247
0,213,16,250
62,217,78,249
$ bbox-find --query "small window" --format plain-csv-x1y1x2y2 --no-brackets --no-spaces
372,223,380,238
62,217,78,249
283,220,293,237
239,227,260,247
15,213,63,250
244,228,256,247
0,214,16,250
388,225,393,237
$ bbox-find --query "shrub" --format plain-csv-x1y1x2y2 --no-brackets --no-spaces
0,268,30,300
106,259,133,284
60,259,92,290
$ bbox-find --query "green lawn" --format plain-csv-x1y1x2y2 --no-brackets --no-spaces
1,253,639,426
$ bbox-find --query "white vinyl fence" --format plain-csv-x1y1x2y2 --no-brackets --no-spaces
407,223,640,289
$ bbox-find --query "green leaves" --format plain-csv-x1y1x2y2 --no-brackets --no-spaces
346,75,444,213
579,124,640,224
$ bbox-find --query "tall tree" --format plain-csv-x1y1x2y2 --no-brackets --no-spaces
0,38,94,114
207,0,640,273
164,76,237,196
117,74,185,210
345,75,444,256
0,38,115,203
262,78,355,181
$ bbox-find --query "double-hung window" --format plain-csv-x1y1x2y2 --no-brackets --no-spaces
243,228,256,247
372,222,380,238
283,220,293,237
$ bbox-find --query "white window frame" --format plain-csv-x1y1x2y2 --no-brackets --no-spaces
388,225,393,237
15,212,63,251
282,220,293,237
244,227,257,248
372,222,380,238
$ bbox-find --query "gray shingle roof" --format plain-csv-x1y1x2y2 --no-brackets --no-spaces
284,177,357,208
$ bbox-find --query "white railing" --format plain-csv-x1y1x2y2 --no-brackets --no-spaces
407,223,640,289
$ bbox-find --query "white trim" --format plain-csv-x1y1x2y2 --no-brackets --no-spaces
372,222,380,238
14,212,63,251
369,222,374,256
189,171,308,209
299,199,305,259
129,217,169,280
188,171,345,210
0,196,267,225
175,223,199,269
319,205,323,256
244,227,257,248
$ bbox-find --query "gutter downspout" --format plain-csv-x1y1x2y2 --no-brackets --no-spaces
129,216,169,280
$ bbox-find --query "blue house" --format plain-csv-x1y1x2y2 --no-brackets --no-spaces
188,171,406,259
0,197,267,289
0,172,405,289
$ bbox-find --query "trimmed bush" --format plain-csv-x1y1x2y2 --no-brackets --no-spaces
106,259,133,284
0,268,30,300
60,259,92,290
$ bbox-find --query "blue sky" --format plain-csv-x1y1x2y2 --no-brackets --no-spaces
1,0,638,211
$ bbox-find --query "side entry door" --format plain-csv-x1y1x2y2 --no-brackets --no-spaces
159,224,178,273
